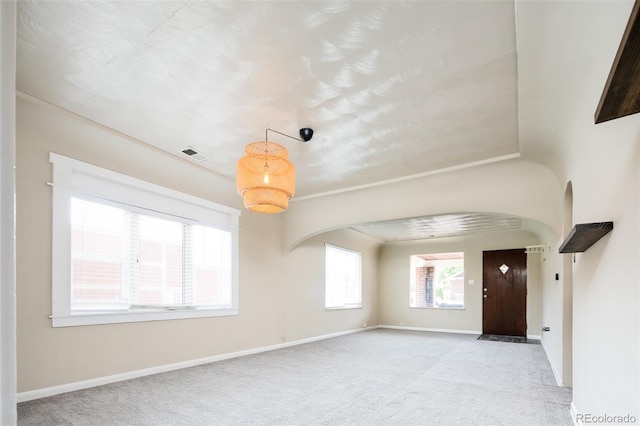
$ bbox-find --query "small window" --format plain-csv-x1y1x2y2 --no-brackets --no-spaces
51,153,240,327
410,252,464,309
325,244,362,309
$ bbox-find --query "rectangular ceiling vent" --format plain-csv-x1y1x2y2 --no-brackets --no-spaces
181,146,210,162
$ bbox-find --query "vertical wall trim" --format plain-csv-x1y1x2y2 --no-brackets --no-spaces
0,0,17,424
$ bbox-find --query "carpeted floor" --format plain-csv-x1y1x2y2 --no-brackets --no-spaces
17,329,572,425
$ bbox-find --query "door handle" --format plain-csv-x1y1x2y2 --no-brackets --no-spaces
483,295,487,298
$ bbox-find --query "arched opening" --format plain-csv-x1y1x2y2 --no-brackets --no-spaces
562,181,573,387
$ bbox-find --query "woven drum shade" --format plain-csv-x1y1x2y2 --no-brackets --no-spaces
236,141,295,213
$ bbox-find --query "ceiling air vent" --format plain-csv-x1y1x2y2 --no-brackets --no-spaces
181,146,210,162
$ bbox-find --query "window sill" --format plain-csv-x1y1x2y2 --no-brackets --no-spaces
409,306,465,310
51,308,239,327
325,305,362,311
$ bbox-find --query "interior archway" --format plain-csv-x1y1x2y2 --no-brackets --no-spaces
562,181,573,387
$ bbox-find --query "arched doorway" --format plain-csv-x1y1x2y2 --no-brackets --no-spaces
562,181,573,386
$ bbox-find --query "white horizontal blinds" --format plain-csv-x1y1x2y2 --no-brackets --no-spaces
325,244,362,308
134,213,184,307
70,198,130,311
191,225,232,308
70,196,233,312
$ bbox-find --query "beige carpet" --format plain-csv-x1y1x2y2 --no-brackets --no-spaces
18,329,572,425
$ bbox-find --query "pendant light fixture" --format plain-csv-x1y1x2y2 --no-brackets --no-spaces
236,128,313,213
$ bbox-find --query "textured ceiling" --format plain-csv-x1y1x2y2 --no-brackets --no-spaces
351,213,523,242
17,0,519,198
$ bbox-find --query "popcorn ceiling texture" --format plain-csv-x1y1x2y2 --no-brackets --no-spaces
17,1,519,197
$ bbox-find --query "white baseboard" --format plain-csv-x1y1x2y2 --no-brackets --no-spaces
17,326,377,403
540,338,563,386
527,334,541,340
379,325,482,335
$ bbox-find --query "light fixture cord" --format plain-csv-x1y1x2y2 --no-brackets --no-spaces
262,128,301,179
263,132,270,176
266,128,303,142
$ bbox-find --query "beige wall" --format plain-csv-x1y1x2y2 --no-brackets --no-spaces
378,230,542,335
16,96,378,393
1,1,17,422
284,159,562,252
517,0,639,418
529,221,565,384
283,228,380,342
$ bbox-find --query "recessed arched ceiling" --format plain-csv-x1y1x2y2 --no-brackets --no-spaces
16,0,519,198
351,213,524,242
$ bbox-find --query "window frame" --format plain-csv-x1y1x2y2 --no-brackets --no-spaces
50,153,241,327
409,252,465,310
324,243,362,310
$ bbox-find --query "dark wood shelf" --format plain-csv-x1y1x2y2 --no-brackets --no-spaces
595,0,640,123
559,222,614,253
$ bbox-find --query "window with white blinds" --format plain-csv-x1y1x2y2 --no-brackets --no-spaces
51,153,240,327
325,244,362,309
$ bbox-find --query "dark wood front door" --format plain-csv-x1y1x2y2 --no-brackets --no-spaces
482,249,527,337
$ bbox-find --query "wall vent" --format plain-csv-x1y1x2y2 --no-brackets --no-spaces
181,147,210,162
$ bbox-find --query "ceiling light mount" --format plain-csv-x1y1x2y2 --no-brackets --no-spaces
299,128,314,142
265,127,314,143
